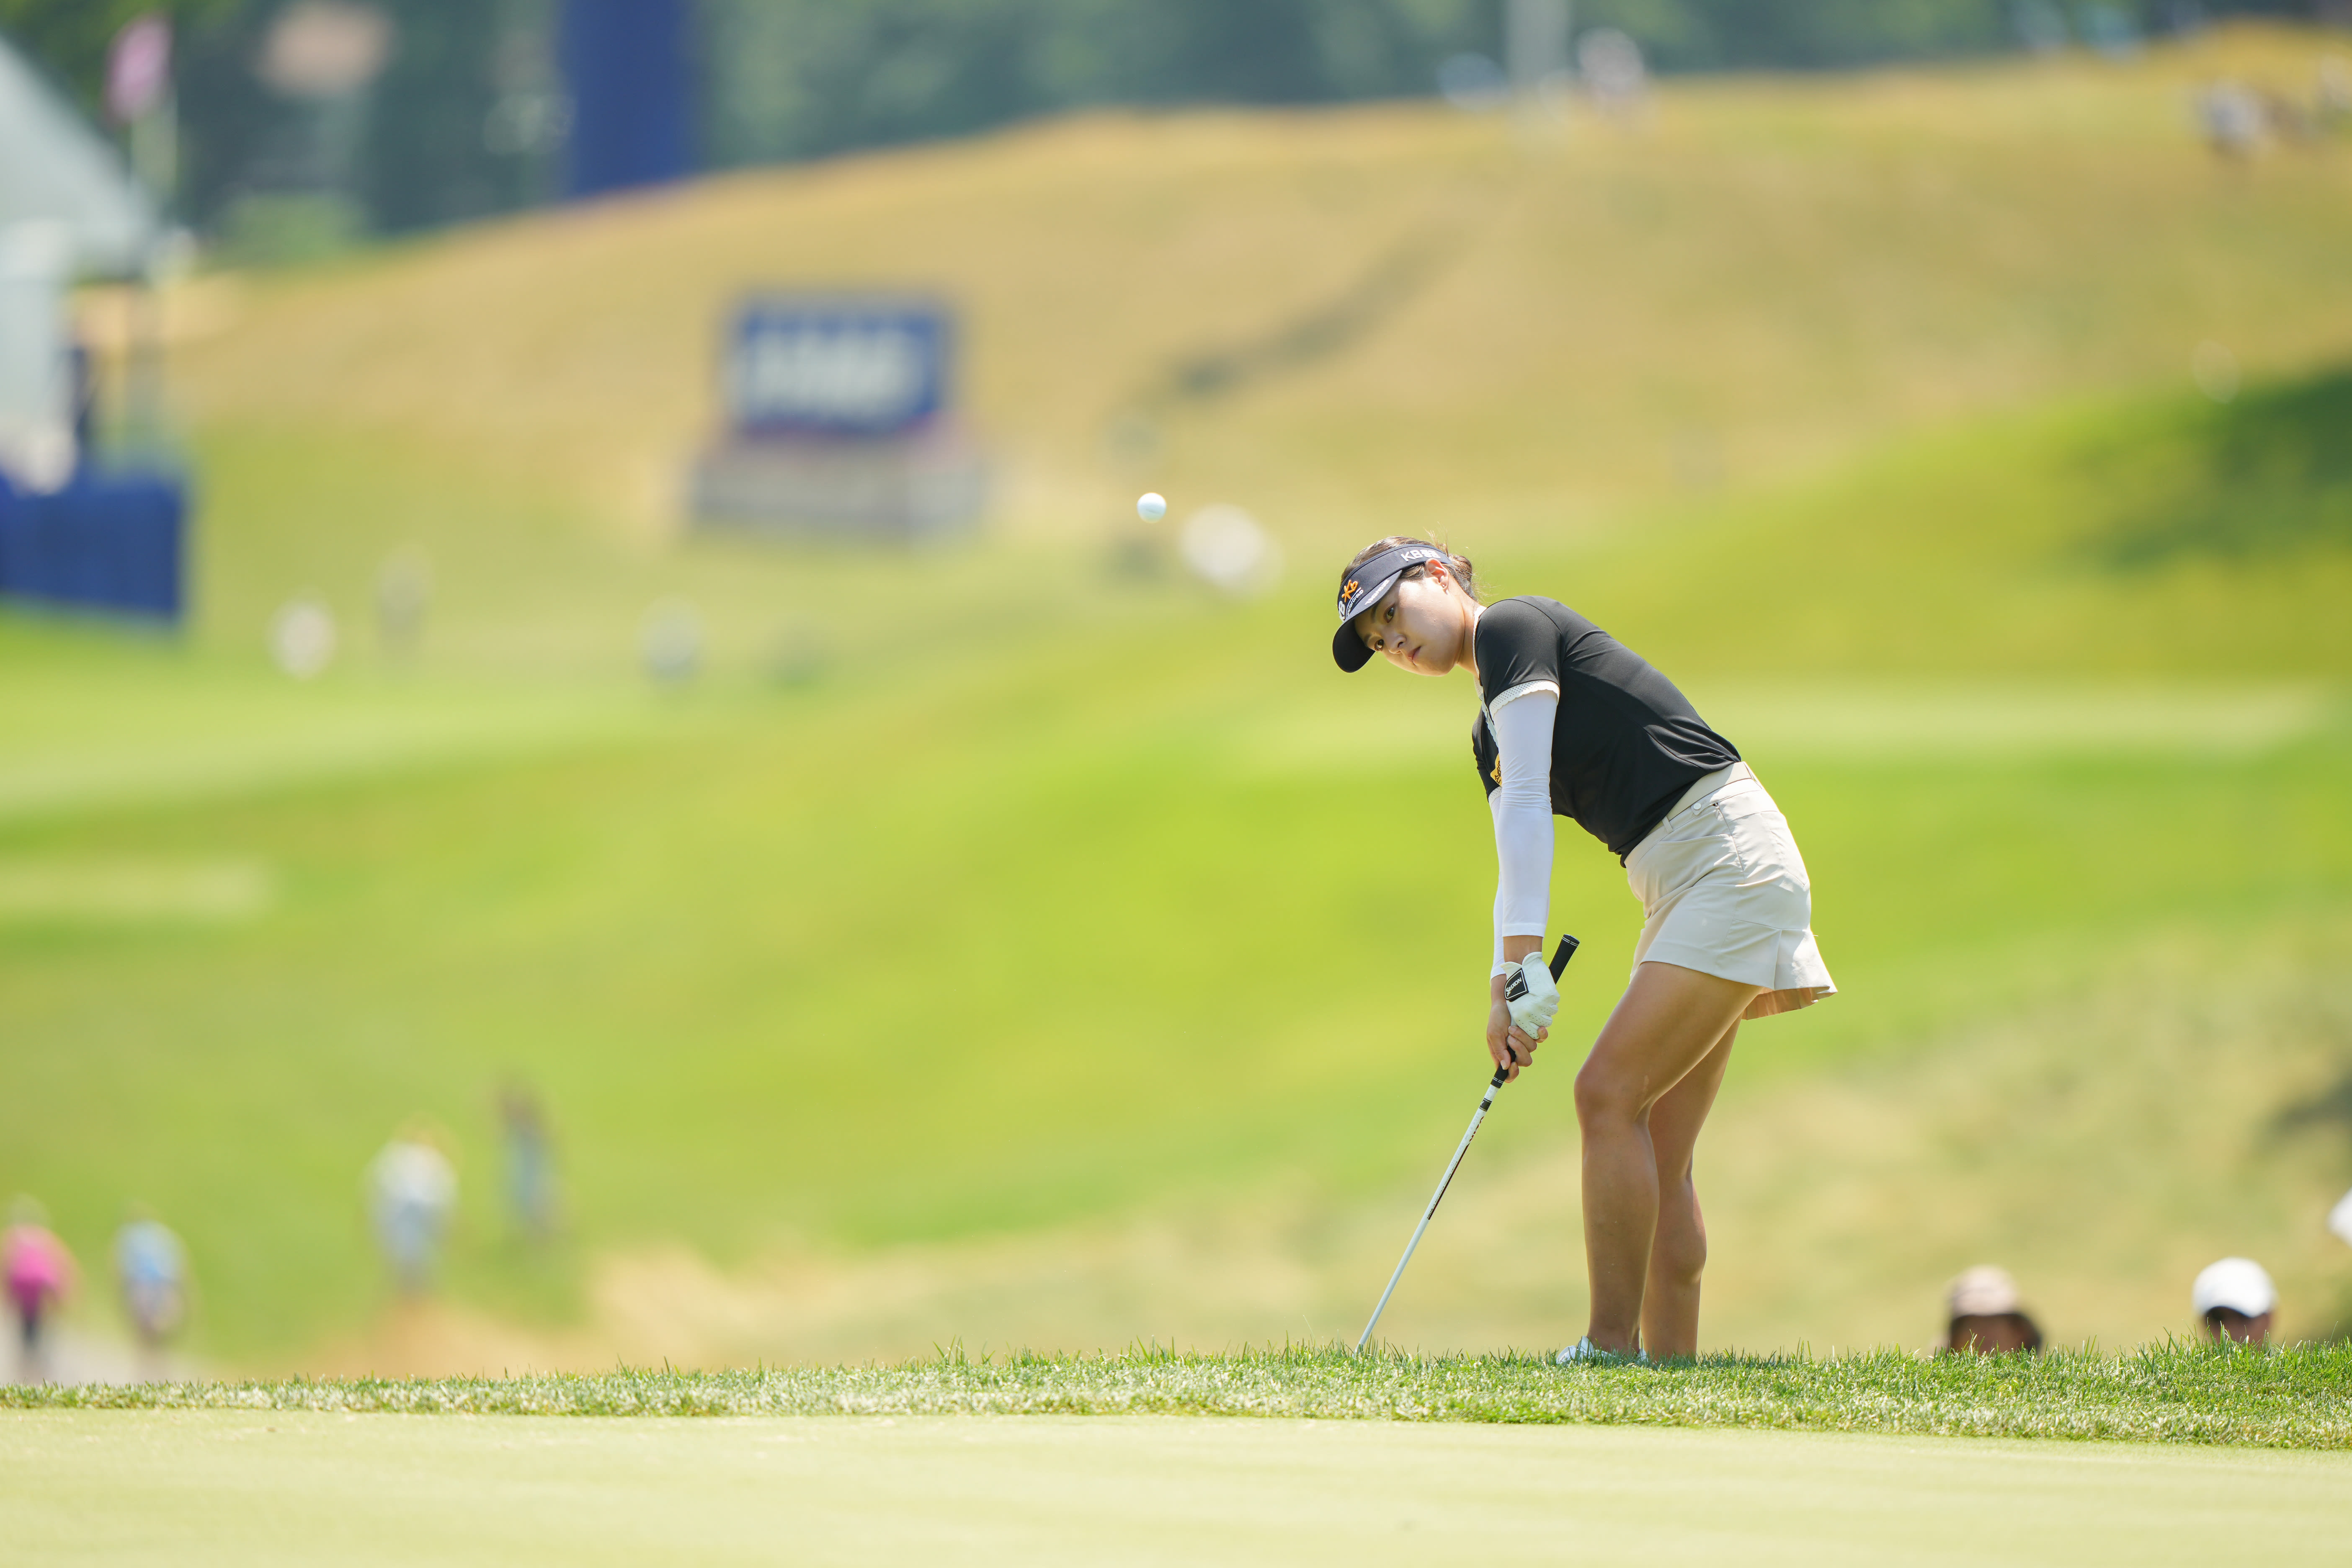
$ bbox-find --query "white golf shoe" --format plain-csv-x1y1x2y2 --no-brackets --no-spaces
1555,1336,1648,1366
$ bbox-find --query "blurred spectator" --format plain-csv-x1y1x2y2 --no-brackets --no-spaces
2260,87,2314,144
367,1121,458,1296
2319,59,2352,132
1576,28,1649,122
1944,1265,2045,1354
2192,1257,2276,1346
270,595,338,680
496,1079,559,1243
640,598,704,684
4,1197,77,1383
112,1205,189,1371
374,550,431,660
2197,81,2266,158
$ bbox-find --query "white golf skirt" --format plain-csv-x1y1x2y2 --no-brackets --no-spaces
1625,763,1836,1021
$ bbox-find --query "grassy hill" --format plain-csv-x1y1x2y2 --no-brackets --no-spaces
6,25,2351,1367
160,24,2352,626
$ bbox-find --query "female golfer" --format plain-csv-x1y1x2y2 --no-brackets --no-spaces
1330,538,1834,1363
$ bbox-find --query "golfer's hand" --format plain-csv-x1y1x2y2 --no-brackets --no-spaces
1507,949,1561,1037
1486,996,1546,1081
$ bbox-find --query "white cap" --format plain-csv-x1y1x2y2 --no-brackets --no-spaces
1946,1265,2024,1318
2328,1186,2352,1249
2191,1257,2276,1318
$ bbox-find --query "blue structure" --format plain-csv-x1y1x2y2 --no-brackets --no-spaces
0,470,187,622
561,0,693,199
726,300,952,438
690,294,985,540
0,30,187,625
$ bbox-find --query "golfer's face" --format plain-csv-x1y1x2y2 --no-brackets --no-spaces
1357,576,1451,676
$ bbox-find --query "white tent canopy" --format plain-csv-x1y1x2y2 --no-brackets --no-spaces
0,32,156,276
0,34,160,489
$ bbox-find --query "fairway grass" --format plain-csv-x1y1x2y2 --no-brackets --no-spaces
8,1415,2352,1568
12,1343,2352,1449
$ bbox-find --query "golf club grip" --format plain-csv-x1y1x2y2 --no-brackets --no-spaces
1547,933,1580,981
1493,934,1580,1084
1503,934,1580,1001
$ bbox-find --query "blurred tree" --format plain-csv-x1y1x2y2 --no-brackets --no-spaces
696,0,1491,168
1572,0,2331,70
1595,0,2012,70
694,0,2340,170
361,0,508,229
0,0,242,115
1154,0,1330,102
5,0,2342,236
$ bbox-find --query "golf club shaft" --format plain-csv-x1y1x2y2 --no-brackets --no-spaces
1354,1071,1505,1352
1355,934,1578,1353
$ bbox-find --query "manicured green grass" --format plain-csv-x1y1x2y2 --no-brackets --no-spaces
8,1408,2348,1568
12,1343,2352,1448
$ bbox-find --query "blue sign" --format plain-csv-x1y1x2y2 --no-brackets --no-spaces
725,301,949,438
0,470,187,622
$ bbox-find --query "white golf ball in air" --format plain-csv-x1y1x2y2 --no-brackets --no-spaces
1136,492,1167,523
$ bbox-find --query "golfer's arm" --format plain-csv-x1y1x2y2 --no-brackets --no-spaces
1488,691,1558,977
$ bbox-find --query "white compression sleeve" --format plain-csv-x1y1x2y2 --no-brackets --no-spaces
1488,690,1557,975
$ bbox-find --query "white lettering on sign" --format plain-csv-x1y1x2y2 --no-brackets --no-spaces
730,323,929,428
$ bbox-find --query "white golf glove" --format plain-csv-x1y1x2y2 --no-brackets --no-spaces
1506,951,1559,1036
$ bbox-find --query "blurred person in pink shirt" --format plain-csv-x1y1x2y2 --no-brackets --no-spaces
5,1197,78,1383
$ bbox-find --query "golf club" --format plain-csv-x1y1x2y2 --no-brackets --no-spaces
1354,933,1579,1352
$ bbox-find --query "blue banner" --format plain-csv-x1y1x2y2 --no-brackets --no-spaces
725,301,950,438
0,472,186,622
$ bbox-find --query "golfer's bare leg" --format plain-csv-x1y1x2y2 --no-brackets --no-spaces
1640,1023,1737,1361
1573,962,1758,1356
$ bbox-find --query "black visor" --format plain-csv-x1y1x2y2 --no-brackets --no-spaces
1331,545,1448,672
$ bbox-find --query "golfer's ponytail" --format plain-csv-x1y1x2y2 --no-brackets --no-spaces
1340,536,1480,603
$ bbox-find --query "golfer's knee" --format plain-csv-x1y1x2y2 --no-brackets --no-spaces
1574,1059,1643,1129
